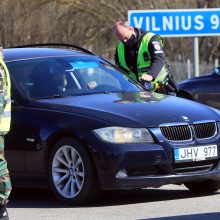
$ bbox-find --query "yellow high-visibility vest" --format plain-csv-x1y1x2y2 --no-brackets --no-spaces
0,58,11,134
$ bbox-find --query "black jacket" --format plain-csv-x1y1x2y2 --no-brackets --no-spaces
115,28,166,81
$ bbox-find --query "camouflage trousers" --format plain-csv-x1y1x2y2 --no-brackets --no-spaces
0,136,11,205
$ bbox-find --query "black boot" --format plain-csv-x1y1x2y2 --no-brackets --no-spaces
0,203,9,220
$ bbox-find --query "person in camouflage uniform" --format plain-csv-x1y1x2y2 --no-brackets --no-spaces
0,46,11,220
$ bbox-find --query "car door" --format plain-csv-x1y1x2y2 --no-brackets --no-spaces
5,97,45,175
4,97,26,173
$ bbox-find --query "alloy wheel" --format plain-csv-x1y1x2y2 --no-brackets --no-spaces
52,145,85,198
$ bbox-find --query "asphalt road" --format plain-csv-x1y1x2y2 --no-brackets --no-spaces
8,184,220,220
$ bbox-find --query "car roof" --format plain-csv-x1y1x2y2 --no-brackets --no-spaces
4,47,95,62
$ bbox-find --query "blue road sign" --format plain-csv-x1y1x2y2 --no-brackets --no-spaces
128,9,220,37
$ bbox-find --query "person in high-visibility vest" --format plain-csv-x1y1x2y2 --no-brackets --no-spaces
113,21,177,95
0,45,11,220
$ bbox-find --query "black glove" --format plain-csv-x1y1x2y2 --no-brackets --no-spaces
140,80,154,91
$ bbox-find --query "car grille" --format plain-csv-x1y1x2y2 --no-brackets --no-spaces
160,125,191,141
160,121,217,141
193,122,216,139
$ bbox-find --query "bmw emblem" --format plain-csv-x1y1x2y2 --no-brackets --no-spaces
181,116,190,121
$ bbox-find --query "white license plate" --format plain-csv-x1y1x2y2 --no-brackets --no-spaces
174,145,218,163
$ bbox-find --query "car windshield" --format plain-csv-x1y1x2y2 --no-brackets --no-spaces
7,56,144,99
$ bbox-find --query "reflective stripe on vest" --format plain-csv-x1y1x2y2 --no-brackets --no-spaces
117,33,168,89
0,59,11,134
117,43,137,81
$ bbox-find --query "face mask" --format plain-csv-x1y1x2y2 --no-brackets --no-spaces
124,34,136,48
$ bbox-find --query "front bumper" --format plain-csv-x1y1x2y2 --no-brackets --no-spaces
102,169,220,190
85,132,220,190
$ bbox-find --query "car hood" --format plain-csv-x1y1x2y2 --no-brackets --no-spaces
31,92,220,127
178,73,212,87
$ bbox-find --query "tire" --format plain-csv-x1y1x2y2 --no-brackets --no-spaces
184,179,220,194
48,137,99,205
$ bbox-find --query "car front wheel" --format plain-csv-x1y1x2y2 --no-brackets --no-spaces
48,137,99,205
184,179,220,193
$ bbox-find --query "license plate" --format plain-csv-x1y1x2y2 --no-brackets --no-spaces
174,145,218,163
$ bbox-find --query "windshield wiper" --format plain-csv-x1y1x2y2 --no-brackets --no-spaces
94,91,113,94
32,91,117,99
79,91,114,96
31,94,66,100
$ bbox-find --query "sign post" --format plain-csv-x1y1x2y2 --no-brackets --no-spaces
193,37,199,77
128,9,220,77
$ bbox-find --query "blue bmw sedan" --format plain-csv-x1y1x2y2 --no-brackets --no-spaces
4,44,220,205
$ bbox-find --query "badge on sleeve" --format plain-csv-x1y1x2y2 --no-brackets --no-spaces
152,41,161,50
152,41,163,54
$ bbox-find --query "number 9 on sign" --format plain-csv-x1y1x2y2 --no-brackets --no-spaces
210,14,219,29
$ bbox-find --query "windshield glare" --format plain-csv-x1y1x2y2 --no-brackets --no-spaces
7,56,144,99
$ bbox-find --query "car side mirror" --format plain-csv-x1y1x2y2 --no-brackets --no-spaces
212,67,220,76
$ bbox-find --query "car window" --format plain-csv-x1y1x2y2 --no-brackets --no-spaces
6,56,144,99
68,61,123,91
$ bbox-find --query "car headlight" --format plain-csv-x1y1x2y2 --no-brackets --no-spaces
93,127,154,143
